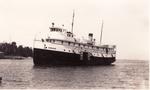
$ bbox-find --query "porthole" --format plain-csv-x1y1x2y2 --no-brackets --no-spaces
72,50,75,53
52,40,55,43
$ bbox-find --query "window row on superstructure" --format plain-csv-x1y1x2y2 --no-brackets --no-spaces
44,38,115,52
50,27,63,32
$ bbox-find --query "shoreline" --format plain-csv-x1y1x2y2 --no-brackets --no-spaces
0,55,31,60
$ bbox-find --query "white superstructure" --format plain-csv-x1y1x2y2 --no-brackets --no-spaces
34,23,116,58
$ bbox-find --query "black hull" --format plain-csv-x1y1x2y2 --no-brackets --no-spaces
33,48,116,66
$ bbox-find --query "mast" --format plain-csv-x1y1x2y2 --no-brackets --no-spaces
71,10,75,33
100,20,103,45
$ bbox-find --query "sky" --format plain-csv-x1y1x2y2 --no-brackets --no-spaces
0,0,149,60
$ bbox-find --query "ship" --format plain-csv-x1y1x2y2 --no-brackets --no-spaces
33,12,116,66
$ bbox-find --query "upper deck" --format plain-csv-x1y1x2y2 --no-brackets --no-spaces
37,23,116,51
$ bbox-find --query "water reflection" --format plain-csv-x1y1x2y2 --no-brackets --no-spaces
31,64,117,89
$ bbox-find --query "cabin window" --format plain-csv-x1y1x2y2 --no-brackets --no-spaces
52,40,55,43
75,43,79,47
68,42,71,45
56,29,61,32
103,48,105,51
89,46,92,49
110,48,113,52
56,40,61,44
63,41,68,45
67,34,71,37
70,43,74,46
106,48,108,54
72,50,75,53
85,45,88,48
99,48,103,51
61,41,63,44
55,40,58,43
108,48,110,52
51,28,62,32
103,48,106,52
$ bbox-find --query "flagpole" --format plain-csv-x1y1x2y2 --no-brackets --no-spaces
100,20,103,45
71,10,75,34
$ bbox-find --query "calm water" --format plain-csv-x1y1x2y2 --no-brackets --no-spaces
0,58,149,89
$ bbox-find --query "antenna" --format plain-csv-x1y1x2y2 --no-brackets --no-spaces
100,20,103,45
71,10,75,33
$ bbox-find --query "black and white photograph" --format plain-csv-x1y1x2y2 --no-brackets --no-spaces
0,0,149,89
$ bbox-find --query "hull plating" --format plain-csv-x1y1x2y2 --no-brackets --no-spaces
33,48,116,66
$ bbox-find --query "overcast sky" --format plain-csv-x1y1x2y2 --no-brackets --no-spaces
0,0,149,60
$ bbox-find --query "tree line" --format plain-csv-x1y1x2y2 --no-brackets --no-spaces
0,42,32,57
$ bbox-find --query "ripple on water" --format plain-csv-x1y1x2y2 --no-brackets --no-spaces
0,59,149,89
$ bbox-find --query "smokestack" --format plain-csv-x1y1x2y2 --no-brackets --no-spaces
88,33,93,41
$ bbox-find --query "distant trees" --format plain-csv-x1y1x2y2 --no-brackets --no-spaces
0,42,32,57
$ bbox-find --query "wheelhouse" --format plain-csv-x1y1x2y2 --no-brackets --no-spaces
50,27,62,32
